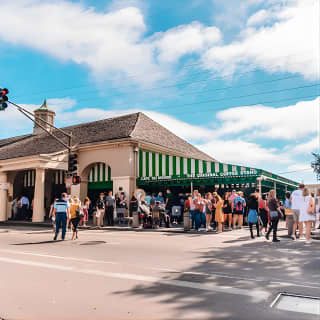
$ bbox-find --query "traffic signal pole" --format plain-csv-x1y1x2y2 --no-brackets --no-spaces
8,100,72,151
4,99,81,189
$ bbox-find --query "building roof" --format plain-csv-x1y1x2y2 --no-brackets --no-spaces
0,112,215,161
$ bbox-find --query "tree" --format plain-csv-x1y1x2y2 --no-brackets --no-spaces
311,152,320,180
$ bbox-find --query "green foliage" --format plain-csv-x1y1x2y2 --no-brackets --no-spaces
311,152,320,180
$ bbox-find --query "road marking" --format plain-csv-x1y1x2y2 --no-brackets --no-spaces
0,249,119,265
0,256,269,301
1,249,319,290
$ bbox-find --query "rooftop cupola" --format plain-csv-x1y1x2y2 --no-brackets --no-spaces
33,99,56,135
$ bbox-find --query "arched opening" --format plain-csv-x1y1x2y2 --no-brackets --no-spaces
85,162,113,204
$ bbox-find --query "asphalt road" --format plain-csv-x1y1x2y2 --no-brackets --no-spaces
0,224,319,320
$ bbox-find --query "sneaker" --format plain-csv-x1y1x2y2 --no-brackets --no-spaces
299,236,306,241
291,235,296,240
272,239,280,242
305,240,312,244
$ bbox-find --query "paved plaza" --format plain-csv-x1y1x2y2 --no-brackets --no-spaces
0,224,319,320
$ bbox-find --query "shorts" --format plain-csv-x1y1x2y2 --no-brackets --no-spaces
233,210,244,215
292,209,300,222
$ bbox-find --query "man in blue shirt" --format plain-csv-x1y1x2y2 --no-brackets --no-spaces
155,192,164,205
53,193,70,240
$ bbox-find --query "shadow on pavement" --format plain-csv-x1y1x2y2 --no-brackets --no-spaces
113,239,320,320
12,240,64,245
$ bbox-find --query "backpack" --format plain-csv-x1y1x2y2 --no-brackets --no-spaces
235,199,243,212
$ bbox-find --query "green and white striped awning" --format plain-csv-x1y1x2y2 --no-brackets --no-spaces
137,149,299,189
138,150,258,180
88,163,112,183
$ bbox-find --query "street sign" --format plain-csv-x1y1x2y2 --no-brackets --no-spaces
0,182,9,190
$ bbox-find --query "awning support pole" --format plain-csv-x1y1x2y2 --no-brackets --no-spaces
191,181,193,194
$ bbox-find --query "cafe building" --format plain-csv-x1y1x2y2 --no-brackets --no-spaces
0,101,298,222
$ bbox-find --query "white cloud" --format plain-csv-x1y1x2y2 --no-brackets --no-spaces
287,163,312,172
152,22,221,63
290,137,319,154
215,97,319,140
247,9,272,26
0,0,221,87
0,1,163,86
196,138,290,167
203,0,319,79
212,0,265,30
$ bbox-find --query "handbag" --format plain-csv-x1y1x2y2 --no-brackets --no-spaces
307,203,316,215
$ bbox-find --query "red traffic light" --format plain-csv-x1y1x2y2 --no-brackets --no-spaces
72,175,81,185
0,87,8,111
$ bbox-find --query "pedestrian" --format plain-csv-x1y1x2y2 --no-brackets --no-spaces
116,192,127,224
290,184,305,239
11,197,19,220
156,192,165,205
193,193,203,231
247,193,260,239
20,195,30,220
232,192,246,229
129,192,139,217
53,193,70,241
258,194,269,234
223,192,232,230
299,187,316,244
49,197,58,233
95,193,105,227
205,192,213,231
70,196,81,240
81,197,90,226
214,193,224,233
105,191,115,226
189,190,197,229
315,189,320,229
266,189,282,242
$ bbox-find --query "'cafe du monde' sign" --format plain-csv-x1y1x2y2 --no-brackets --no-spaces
139,169,259,181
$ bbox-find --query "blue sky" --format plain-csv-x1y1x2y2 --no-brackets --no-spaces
0,0,319,183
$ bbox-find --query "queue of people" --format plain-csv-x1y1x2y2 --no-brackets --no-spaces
22,183,320,243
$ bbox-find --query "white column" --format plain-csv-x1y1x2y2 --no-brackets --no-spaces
0,172,8,222
33,168,46,222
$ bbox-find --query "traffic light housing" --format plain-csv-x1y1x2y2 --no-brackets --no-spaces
68,153,78,173
72,175,81,185
0,88,9,111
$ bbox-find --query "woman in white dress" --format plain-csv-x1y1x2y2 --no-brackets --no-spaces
299,188,315,244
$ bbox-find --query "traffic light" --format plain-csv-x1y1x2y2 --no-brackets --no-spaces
68,153,78,173
72,175,81,185
0,88,9,111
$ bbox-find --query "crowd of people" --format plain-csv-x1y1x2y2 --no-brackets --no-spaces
12,184,319,244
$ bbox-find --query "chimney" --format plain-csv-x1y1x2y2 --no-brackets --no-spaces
33,99,56,135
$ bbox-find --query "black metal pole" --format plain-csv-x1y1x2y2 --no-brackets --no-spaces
8,100,72,138
16,107,71,151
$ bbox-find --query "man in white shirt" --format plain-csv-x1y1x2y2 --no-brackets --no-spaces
290,184,305,239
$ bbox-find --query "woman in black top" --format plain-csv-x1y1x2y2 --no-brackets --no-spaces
266,189,281,242
223,193,232,230
247,194,260,239
129,193,138,217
